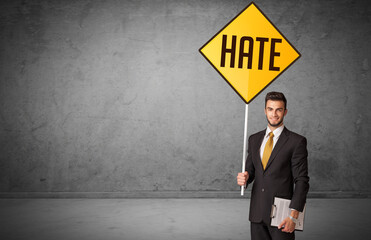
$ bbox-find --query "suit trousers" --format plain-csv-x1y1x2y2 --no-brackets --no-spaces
251,222,295,240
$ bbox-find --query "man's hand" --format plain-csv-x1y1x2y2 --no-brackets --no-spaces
278,217,295,233
278,210,299,233
237,171,249,186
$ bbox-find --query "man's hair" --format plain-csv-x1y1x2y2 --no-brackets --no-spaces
265,91,287,109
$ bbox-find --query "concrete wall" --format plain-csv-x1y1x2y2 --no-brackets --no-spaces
0,0,370,195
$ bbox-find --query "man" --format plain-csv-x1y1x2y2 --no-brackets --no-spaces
237,91,309,240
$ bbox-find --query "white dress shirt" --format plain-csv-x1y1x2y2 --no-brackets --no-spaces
259,125,285,160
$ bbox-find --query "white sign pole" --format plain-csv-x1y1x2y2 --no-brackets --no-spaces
241,104,249,196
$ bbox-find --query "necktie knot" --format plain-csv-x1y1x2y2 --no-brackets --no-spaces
269,132,274,138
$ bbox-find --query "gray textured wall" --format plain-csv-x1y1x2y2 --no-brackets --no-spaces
0,0,370,194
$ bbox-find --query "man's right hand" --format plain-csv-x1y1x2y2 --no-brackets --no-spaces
237,171,249,186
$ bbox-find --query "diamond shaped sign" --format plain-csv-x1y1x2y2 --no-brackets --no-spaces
199,2,300,104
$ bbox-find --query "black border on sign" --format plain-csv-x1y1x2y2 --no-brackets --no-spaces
199,1,301,104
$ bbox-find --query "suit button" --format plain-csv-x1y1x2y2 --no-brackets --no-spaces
262,188,265,192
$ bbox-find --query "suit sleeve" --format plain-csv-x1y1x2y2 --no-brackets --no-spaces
245,135,255,186
289,137,309,211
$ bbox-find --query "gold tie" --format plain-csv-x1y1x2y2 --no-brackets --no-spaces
262,132,274,170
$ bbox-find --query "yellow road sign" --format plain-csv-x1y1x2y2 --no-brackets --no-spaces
199,2,300,104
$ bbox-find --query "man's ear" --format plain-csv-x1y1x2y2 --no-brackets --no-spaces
284,109,288,116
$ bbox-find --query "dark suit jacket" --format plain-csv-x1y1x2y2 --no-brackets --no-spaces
245,127,309,225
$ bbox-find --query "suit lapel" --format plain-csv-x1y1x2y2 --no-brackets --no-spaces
264,127,290,171
254,131,265,168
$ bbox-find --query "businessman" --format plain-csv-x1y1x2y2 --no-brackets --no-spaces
237,91,309,240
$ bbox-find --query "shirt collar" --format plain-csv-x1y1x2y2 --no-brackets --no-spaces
265,125,285,139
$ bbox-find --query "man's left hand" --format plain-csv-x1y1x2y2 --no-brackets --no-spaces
278,217,296,233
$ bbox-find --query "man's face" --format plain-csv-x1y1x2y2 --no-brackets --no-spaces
264,100,287,129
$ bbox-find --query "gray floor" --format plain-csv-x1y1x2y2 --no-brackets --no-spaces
0,198,370,240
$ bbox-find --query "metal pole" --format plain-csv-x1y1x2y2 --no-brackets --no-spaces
241,104,249,196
